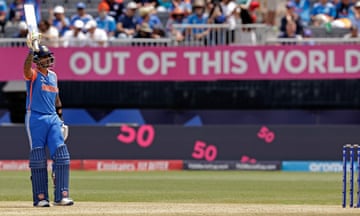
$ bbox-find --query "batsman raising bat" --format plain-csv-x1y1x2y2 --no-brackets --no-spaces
24,32,73,207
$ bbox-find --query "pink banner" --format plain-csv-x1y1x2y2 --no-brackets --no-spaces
2,45,360,81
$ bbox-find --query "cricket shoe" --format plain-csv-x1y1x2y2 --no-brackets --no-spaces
54,198,74,206
34,200,50,207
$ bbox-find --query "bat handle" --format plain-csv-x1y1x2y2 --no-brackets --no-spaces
33,39,39,52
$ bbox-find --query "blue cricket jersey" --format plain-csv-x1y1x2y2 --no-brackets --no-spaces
25,70,58,114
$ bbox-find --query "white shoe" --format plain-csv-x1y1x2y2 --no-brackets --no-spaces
54,198,74,206
34,200,50,207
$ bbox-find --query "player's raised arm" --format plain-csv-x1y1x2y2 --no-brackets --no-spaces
23,49,34,79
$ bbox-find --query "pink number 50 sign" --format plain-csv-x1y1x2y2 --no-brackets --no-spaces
192,140,218,161
117,125,155,148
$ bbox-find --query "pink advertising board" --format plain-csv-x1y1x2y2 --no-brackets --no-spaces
2,45,360,81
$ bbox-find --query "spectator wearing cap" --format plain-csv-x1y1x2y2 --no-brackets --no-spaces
61,19,87,47
292,0,311,26
117,1,141,38
185,0,210,43
280,2,304,36
0,0,7,33
134,22,153,38
166,7,186,41
138,6,163,30
311,0,336,24
70,2,94,28
98,0,124,21
49,5,70,37
96,3,117,39
85,20,108,47
38,19,60,47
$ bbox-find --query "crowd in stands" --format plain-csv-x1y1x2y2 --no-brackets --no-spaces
0,0,359,46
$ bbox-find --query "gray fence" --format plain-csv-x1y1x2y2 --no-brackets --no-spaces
0,24,354,47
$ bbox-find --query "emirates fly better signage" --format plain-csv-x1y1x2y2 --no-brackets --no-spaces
2,45,360,81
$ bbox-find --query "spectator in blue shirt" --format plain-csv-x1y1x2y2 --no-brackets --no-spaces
9,0,25,24
49,5,70,37
185,0,209,42
0,0,7,33
70,2,94,27
117,1,140,38
292,0,311,26
311,0,337,24
96,3,117,39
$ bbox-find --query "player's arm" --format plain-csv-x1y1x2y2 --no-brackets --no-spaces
55,94,63,121
23,51,34,79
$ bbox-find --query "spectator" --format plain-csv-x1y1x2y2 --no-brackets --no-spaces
140,6,164,29
134,22,153,38
70,2,94,27
85,20,108,47
8,0,24,24
311,0,337,24
157,0,173,11
278,20,302,44
49,5,70,37
236,5,257,45
117,1,140,38
96,3,117,39
171,0,192,15
185,0,210,44
166,7,186,41
221,0,237,44
135,0,158,7
207,0,226,44
265,0,277,26
335,0,354,19
207,0,225,24
98,0,124,21
11,20,27,47
38,19,60,47
292,0,311,26
280,2,304,36
350,1,360,34
0,0,7,34
61,20,87,47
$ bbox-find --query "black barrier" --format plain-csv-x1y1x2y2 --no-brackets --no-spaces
0,125,357,160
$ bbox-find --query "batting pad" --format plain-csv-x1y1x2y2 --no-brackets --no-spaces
53,145,70,202
29,147,49,205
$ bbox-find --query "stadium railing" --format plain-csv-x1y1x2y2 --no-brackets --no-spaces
0,24,355,47
265,37,360,45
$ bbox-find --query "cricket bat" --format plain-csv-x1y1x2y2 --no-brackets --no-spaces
24,4,40,51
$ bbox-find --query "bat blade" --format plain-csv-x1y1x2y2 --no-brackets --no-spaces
24,4,39,51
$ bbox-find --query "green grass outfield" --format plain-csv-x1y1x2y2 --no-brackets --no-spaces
0,170,342,204
1,170,358,216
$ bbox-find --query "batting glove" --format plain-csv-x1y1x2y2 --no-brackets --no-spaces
61,124,69,141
